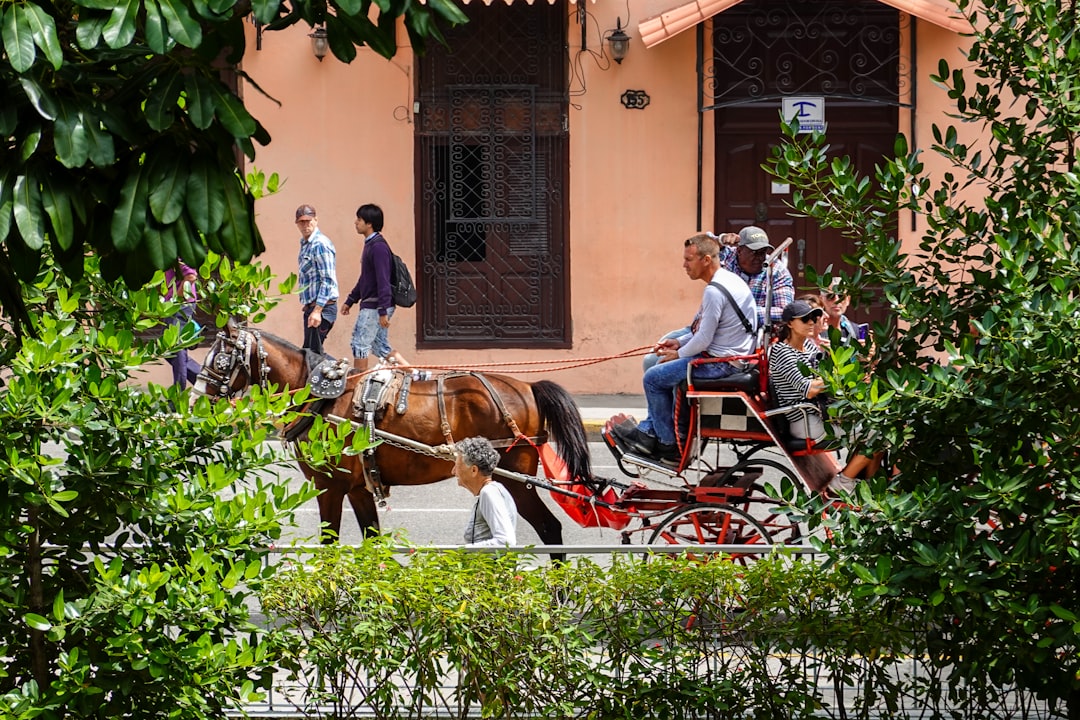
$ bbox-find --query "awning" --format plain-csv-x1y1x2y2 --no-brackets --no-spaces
639,0,971,49
420,0,594,4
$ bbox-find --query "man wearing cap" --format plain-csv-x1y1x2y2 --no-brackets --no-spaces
718,226,795,327
295,204,339,351
614,233,758,466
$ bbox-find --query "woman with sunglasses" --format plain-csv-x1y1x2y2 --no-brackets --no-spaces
769,300,880,494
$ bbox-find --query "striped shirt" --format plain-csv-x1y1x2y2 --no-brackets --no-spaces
768,338,826,440
718,247,795,326
297,228,339,307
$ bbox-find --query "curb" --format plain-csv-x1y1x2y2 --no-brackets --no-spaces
582,418,607,443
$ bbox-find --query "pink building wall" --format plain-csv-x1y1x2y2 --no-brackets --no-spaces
144,3,973,395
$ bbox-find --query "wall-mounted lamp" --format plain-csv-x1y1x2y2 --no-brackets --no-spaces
608,18,630,64
309,26,329,62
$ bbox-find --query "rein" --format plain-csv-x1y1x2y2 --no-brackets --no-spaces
348,345,653,378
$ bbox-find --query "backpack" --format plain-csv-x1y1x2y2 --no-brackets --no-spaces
375,237,417,308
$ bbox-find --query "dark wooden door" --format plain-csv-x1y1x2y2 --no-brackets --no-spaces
710,0,900,325
414,3,569,348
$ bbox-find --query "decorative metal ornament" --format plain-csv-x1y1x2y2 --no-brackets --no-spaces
620,90,651,110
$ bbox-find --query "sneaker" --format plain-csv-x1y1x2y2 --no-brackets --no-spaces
612,424,658,457
828,473,858,494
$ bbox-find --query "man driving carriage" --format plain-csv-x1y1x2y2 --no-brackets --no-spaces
614,234,758,466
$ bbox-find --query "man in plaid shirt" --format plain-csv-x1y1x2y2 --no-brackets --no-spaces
295,204,339,350
718,226,794,328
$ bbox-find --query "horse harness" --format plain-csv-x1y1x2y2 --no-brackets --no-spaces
198,329,544,505
350,370,545,505
198,327,270,400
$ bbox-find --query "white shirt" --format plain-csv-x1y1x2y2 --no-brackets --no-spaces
464,482,518,547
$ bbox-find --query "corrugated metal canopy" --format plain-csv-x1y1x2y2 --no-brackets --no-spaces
639,0,971,49
419,0,594,4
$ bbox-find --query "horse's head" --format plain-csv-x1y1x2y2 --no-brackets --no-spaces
192,320,269,401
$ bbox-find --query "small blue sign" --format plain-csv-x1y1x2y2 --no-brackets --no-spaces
782,96,826,133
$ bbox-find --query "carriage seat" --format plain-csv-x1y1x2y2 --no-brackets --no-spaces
689,368,759,394
763,402,841,454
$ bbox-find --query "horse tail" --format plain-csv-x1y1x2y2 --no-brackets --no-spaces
531,380,593,483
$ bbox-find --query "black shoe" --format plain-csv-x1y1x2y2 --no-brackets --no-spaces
613,424,658,456
656,442,681,468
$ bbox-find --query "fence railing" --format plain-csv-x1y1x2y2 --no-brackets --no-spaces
240,543,1055,720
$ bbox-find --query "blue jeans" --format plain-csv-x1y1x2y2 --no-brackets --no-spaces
351,307,395,359
302,301,337,350
638,356,738,446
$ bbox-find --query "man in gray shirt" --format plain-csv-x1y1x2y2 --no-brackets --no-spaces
454,437,517,547
615,234,757,466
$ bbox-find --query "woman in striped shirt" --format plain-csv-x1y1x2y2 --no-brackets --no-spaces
769,300,880,494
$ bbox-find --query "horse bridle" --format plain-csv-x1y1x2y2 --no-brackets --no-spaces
196,327,270,401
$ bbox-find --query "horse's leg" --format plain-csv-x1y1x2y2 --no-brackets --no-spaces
298,462,347,544
346,486,382,539
313,480,346,544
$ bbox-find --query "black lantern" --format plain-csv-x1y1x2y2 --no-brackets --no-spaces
608,19,630,64
309,26,329,62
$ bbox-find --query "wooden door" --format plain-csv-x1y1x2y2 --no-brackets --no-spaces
710,0,901,325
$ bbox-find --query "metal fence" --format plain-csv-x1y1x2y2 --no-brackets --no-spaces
238,543,1058,720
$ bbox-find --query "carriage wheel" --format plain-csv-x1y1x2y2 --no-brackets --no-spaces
711,457,807,549
648,504,773,564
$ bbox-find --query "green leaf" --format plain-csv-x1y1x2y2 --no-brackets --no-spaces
76,13,106,49
0,170,12,243
111,163,148,252
144,0,169,54
212,87,257,138
336,0,363,15
158,0,202,48
54,103,90,169
1050,604,1079,623
24,5,64,70
173,216,208,266
251,0,282,25
424,0,468,25
184,74,217,130
215,174,254,262
147,151,188,224
143,220,176,270
185,154,226,234
13,174,45,250
103,0,139,49
146,70,184,132
3,5,37,72
24,613,52,632
18,78,57,121
326,17,359,64
52,590,66,622
84,113,117,167
0,102,16,135
42,175,76,251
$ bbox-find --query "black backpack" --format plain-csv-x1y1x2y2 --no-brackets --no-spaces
375,237,417,308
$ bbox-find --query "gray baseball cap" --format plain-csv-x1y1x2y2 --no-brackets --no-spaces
738,226,772,251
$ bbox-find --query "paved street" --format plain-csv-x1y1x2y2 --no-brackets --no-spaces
268,439,658,548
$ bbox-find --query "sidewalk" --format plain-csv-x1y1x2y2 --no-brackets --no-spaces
574,394,646,441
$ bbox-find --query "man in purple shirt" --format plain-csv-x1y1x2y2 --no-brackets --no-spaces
341,204,407,370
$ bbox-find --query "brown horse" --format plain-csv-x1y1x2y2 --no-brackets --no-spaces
193,322,593,546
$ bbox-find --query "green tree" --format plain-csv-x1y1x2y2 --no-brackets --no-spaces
0,250,319,718
769,0,1080,714
0,0,467,356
